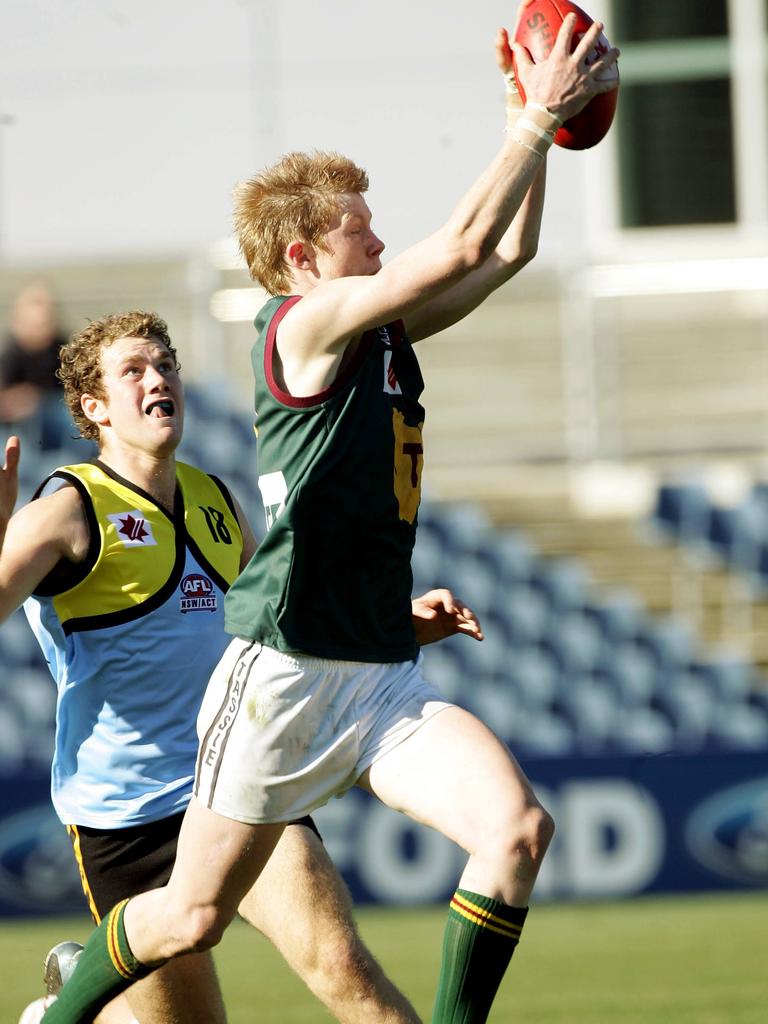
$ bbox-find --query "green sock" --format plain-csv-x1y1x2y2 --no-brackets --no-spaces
431,888,528,1024
43,899,154,1022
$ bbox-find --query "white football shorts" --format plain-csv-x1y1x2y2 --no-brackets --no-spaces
194,639,452,824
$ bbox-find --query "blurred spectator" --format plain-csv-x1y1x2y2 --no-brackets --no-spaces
0,281,72,450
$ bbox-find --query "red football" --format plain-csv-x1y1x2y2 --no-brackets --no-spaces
512,0,619,150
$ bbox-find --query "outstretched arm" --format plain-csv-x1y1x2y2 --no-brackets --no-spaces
412,588,484,646
404,26,547,342
0,435,20,552
279,12,618,365
0,437,89,624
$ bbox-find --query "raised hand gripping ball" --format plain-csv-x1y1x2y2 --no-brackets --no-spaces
513,0,619,150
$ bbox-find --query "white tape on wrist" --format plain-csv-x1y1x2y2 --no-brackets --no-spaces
525,101,563,128
515,117,553,141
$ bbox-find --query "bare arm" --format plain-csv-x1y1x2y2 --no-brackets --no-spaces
279,16,618,365
0,436,20,553
405,168,546,342
0,438,90,624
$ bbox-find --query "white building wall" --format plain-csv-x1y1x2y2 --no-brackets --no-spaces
0,0,620,267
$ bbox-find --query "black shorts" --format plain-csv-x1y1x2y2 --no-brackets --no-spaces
66,812,322,922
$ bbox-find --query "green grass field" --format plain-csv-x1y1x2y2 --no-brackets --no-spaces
2,892,765,1023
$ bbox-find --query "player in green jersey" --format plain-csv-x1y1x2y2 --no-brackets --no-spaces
35,13,619,1024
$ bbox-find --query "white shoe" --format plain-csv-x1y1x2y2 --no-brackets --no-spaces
17,939,82,1023
18,995,56,1024
44,941,84,994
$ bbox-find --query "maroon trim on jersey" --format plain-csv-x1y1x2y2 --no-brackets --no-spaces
387,318,407,346
264,295,377,408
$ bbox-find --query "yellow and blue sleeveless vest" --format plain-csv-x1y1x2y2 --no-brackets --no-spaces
24,460,242,828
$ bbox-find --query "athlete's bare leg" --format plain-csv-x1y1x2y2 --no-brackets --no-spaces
122,953,224,1024
123,798,284,965
78,820,418,1024
358,706,553,904
241,824,420,1024
92,1002,135,1024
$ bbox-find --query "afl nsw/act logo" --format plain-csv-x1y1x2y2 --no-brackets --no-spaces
685,777,768,885
180,573,217,613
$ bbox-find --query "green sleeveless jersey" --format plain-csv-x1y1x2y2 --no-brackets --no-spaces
225,295,425,662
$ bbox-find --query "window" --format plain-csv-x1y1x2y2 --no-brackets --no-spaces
618,79,735,227
611,0,735,227
613,1,728,42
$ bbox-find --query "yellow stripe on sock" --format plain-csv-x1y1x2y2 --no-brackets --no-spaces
451,893,522,940
66,825,101,924
450,899,516,939
452,893,524,934
107,900,133,979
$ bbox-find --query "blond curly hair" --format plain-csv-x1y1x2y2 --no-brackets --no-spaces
234,150,369,296
59,311,179,442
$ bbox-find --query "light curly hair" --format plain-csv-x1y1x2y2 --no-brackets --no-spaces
59,311,178,442
234,150,369,296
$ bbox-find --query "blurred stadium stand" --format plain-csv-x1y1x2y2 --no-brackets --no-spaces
1,254,767,907
1,251,768,770
4,400,768,772
414,503,768,758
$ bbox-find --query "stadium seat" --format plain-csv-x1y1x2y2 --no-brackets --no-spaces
750,480,768,508
586,589,646,644
421,642,469,703
502,584,550,645
504,644,561,708
511,706,575,756
656,670,717,748
10,667,56,733
0,610,41,665
197,420,254,476
421,502,491,554
443,551,500,616
411,520,447,593
706,500,767,575
0,704,26,769
601,640,658,704
464,676,523,739
459,617,510,677
697,658,755,701
753,541,768,588
637,617,696,672
747,689,768,714
710,700,768,749
534,558,591,613
651,481,710,544
489,531,537,585
612,706,675,753
556,673,617,750
543,609,604,674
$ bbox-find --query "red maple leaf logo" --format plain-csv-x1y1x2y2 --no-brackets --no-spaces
118,514,149,543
